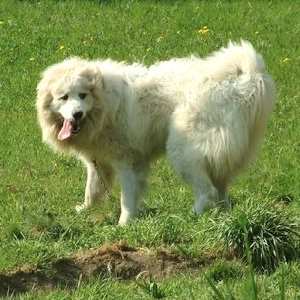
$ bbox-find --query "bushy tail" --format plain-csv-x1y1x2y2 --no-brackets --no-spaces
204,40,266,81
202,41,276,181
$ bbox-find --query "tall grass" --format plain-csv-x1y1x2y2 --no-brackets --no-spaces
220,200,299,272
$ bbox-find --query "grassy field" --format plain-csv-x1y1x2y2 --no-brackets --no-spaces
0,0,299,299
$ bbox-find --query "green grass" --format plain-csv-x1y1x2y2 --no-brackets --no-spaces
220,199,299,272
0,0,299,299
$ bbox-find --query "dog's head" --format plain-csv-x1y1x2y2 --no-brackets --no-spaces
37,58,103,149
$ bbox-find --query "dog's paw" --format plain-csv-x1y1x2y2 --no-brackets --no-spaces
193,199,216,215
118,212,134,226
118,217,129,226
75,204,87,213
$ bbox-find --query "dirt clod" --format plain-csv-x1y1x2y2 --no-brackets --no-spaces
0,241,213,296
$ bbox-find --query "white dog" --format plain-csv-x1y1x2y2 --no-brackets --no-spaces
36,41,275,225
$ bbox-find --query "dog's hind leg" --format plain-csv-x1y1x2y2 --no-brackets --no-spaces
167,133,219,215
215,181,232,210
176,166,218,214
191,171,219,214
168,140,230,214
116,162,149,225
76,159,114,212
174,161,218,214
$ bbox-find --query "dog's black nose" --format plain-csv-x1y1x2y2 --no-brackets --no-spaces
73,111,83,121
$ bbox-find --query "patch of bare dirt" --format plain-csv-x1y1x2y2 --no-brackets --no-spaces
0,241,216,296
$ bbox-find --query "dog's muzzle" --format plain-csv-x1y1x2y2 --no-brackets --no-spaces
57,113,83,141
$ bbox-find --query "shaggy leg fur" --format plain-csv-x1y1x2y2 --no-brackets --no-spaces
76,160,114,212
216,183,231,209
168,153,219,213
192,171,219,214
167,129,222,214
117,163,148,225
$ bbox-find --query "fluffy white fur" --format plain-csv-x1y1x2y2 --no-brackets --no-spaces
36,41,275,225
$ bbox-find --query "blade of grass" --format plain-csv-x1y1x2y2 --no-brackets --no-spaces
204,273,226,300
243,225,258,300
280,264,285,300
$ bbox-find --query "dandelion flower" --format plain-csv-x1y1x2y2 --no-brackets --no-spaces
198,26,209,35
282,57,291,63
156,34,164,43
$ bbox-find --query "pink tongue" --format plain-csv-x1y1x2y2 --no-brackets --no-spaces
58,120,73,141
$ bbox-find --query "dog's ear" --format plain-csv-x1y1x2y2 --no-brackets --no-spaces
79,64,103,98
36,76,53,110
36,73,57,144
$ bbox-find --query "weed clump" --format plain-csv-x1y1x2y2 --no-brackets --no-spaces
220,200,299,272
207,260,243,282
6,223,25,240
136,275,165,299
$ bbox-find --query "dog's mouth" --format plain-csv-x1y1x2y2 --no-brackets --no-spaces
57,119,81,141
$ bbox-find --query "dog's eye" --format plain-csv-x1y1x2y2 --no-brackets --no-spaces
60,94,68,101
79,93,87,100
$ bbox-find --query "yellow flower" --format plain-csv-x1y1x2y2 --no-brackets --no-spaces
282,57,291,63
156,34,164,43
198,26,209,35
59,45,65,50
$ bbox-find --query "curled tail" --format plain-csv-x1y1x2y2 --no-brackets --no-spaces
204,40,266,80
201,41,276,180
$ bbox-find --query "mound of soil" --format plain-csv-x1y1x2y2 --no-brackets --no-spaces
0,241,215,296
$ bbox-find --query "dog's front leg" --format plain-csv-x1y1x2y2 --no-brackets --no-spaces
117,165,147,225
76,160,112,212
